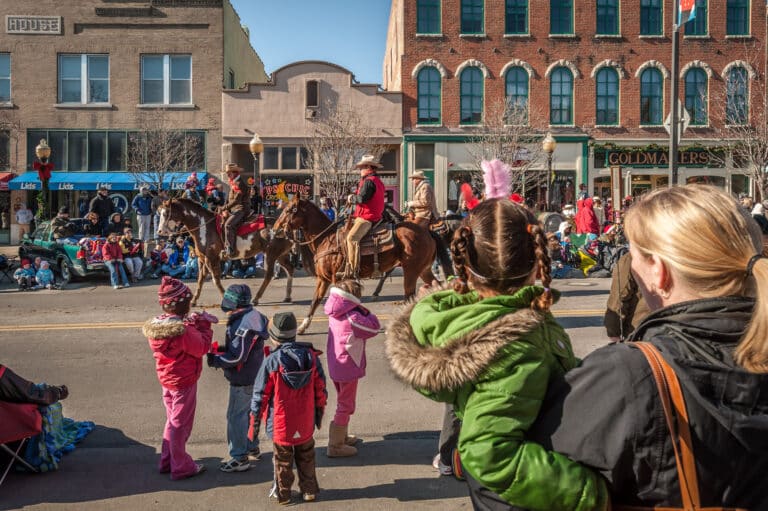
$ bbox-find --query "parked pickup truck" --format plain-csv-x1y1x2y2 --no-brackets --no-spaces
18,219,108,284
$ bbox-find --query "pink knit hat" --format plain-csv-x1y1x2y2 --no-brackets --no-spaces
157,277,192,306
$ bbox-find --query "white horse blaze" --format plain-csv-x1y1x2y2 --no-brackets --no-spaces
235,232,257,259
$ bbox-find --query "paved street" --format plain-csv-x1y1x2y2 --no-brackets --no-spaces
0,272,611,511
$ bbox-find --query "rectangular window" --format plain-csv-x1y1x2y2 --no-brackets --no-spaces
306,80,319,108
68,132,87,171
415,144,435,170
505,0,527,34
417,0,441,34
727,0,749,35
461,0,484,34
263,147,279,169
57,54,109,104
684,0,707,36
26,129,202,172
88,132,106,171
0,53,10,103
550,0,573,34
108,132,125,171
596,0,619,35
282,147,297,170
141,54,192,105
0,130,9,170
640,0,663,35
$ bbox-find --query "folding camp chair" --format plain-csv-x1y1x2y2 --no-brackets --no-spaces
0,401,41,486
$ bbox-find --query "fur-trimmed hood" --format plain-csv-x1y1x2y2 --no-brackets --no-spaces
386,291,546,394
143,315,186,340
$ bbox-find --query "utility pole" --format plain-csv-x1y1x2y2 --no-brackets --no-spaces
669,0,681,187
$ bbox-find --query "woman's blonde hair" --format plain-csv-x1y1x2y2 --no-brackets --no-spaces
624,184,767,372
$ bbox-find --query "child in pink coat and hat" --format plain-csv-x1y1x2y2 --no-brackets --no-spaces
323,279,380,457
143,276,218,480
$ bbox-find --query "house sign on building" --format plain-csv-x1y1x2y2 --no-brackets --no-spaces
6,16,62,35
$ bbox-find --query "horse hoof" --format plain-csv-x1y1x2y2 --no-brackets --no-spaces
252,299,259,306
297,318,310,335
281,297,292,303
371,295,380,302
191,301,198,307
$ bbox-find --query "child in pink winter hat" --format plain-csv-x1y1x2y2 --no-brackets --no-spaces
143,277,218,480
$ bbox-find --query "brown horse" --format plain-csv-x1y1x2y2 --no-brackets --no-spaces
273,197,439,334
156,198,296,306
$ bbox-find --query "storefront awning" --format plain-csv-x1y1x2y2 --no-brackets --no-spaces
8,172,208,191
0,172,14,191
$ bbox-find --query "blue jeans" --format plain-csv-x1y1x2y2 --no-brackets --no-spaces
105,260,130,287
227,385,258,459
161,264,185,277
183,258,198,279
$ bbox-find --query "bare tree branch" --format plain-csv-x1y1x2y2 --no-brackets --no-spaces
466,97,547,196
303,100,386,206
126,109,204,194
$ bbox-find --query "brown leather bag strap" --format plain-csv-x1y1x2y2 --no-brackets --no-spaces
634,342,699,510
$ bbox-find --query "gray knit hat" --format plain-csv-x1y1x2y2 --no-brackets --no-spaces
268,312,297,342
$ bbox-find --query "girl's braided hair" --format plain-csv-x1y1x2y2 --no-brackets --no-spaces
450,198,553,312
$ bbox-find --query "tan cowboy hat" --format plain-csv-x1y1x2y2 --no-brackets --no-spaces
224,163,243,174
409,170,426,180
354,155,382,169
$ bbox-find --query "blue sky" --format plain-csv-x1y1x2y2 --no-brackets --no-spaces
230,0,392,85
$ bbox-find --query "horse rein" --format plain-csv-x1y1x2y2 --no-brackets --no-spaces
164,198,215,237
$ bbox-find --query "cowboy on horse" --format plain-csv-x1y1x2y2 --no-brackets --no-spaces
343,155,386,279
405,170,439,227
220,163,251,259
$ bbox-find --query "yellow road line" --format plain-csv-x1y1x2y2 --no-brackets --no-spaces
0,310,604,332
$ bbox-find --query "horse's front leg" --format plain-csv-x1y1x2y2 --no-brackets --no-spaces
190,256,207,307
276,252,294,303
209,256,226,297
298,278,330,335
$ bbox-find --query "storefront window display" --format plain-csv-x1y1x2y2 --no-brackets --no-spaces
446,170,478,213
549,171,576,210
261,174,313,217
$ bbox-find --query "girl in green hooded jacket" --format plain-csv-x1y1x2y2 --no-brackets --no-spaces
386,198,609,511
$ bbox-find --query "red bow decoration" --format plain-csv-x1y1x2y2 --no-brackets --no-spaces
33,161,54,181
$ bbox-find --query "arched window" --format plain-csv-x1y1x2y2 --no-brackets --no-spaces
505,66,529,123
640,68,663,125
726,67,748,125
550,67,573,125
417,67,441,124
684,68,708,125
595,67,619,125
460,67,484,124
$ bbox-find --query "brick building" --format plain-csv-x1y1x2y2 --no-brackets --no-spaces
384,0,765,212
0,0,265,243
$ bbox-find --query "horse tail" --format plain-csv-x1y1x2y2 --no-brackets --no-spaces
430,230,454,279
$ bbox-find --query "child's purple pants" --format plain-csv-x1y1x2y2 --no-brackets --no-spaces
158,383,199,479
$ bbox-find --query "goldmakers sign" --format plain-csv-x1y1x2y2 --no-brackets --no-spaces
605,148,720,168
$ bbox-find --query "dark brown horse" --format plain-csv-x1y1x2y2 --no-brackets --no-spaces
273,197,440,334
156,198,296,306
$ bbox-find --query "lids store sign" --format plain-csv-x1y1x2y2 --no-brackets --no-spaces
6,16,62,35
606,148,720,168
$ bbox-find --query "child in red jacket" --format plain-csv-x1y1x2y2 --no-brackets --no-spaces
143,277,217,480
250,312,327,505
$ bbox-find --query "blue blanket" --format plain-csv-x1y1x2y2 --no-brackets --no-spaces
22,401,95,472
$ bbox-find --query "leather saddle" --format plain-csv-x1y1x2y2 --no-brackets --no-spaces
337,220,396,257
429,219,449,236
215,213,266,238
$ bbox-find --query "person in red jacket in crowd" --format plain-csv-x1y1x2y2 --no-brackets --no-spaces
250,312,327,505
343,155,385,279
101,232,131,290
143,277,217,480
574,197,600,235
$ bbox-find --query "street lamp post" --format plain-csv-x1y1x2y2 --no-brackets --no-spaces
249,133,263,214
34,139,54,219
542,132,557,212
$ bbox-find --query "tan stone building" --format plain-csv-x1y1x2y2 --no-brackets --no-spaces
222,61,403,215
0,0,265,243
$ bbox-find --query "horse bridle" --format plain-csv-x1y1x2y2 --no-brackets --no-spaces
163,197,213,236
